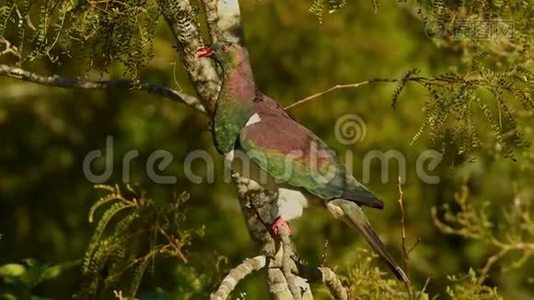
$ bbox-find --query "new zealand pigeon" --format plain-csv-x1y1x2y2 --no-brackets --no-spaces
197,42,409,283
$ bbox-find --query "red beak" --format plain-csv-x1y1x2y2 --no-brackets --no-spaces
197,47,216,58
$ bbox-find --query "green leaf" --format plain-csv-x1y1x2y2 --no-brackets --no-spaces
0,264,26,278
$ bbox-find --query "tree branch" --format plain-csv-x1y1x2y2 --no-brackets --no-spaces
231,173,314,299
216,0,244,43
0,64,205,112
397,178,414,300
279,227,303,300
210,255,266,300
158,0,221,113
201,0,221,43
0,38,21,59
284,78,397,110
285,72,529,110
296,264,348,300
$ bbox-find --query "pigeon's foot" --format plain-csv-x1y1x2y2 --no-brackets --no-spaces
271,216,292,236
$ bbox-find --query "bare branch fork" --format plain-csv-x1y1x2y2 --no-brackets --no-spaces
0,38,21,59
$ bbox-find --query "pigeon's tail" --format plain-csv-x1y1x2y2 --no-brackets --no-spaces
327,199,410,284
341,187,384,209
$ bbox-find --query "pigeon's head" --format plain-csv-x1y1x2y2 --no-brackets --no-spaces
197,42,244,69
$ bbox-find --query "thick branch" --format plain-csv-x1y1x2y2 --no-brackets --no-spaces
297,264,348,300
158,0,221,113
210,255,266,300
231,174,314,299
279,227,302,300
317,267,347,300
216,0,244,43
201,0,220,42
0,65,205,112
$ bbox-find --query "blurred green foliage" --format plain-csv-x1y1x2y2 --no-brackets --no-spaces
0,0,532,299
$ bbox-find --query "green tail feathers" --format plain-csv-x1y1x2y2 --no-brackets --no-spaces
341,187,384,209
330,199,410,284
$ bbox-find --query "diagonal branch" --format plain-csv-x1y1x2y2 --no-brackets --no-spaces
296,264,348,300
285,78,398,110
0,64,205,113
210,256,267,300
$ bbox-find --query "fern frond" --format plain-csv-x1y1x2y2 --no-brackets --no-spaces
128,258,150,297
83,202,133,273
391,68,420,109
88,194,121,223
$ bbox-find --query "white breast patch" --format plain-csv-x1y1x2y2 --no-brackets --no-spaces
276,188,309,221
224,150,235,162
245,113,262,127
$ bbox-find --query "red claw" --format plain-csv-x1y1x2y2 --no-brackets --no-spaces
271,217,292,236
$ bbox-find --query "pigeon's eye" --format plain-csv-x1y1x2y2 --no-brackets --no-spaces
221,46,227,51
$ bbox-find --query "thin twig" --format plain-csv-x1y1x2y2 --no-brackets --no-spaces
418,277,431,299
407,238,421,255
0,65,205,112
284,78,397,110
478,248,508,284
210,256,266,300
284,73,520,110
397,178,409,276
397,177,414,300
